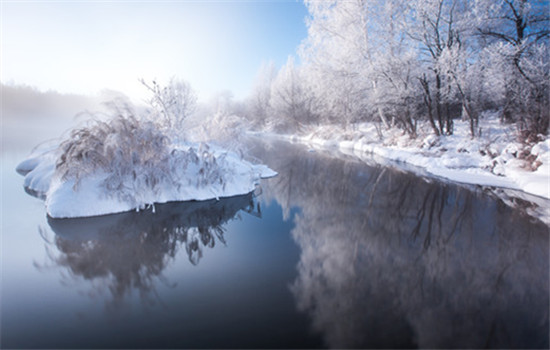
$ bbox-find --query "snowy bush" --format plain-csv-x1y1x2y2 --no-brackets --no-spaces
140,77,197,140
18,107,275,218
57,114,169,190
54,111,238,210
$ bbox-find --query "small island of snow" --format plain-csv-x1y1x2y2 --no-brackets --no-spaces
17,115,276,219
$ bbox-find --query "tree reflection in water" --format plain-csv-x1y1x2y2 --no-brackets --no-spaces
249,138,549,349
40,193,259,308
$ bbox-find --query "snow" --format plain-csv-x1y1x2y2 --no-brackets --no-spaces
18,141,277,219
16,141,59,198
257,113,550,200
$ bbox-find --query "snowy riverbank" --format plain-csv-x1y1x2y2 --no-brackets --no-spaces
256,114,550,200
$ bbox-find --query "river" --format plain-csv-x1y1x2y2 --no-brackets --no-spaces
1,135,548,349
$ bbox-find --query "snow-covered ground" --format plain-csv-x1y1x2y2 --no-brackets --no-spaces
257,113,550,200
17,140,276,219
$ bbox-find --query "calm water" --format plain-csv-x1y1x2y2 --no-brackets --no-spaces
2,136,549,349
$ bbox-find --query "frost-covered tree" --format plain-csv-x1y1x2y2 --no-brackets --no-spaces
210,90,236,117
474,0,549,53
300,0,374,127
247,61,277,127
140,77,197,139
404,0,475,136
270,56,317,131
197,90,249,143
370,51,423,137
367,1,425,136
436,40,487,137
474,0,549,140
299,0,468,136
242,0,548,141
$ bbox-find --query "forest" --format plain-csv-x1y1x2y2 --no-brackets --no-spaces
238,0,549,143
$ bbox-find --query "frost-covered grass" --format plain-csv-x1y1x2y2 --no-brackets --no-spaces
258,112,550,199
57,115,171,192
55,115,236,204
17,111,276,218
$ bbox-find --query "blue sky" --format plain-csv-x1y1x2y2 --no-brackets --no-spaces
1,1,308,101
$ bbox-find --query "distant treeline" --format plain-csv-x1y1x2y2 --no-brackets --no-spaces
1,83,106,120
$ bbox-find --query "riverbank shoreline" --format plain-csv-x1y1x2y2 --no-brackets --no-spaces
250,115,550,201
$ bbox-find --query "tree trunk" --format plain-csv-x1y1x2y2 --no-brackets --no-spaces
377,107,390,130
420,75,440,136
435,73,444,135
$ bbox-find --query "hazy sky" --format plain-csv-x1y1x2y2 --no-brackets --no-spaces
1,1,308,102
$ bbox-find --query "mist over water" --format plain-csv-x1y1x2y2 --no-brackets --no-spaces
1,84,130,153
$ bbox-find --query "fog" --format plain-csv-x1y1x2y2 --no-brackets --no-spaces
1,84,127,152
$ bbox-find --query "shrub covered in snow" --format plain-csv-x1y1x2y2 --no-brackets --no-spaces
55,112,236,209
17,99,276,218
57,114,170,191
140,77,197,140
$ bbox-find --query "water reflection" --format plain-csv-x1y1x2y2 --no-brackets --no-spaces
249,138,549,349
40,193,259,307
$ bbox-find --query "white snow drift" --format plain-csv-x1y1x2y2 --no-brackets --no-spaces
17,116,276,218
